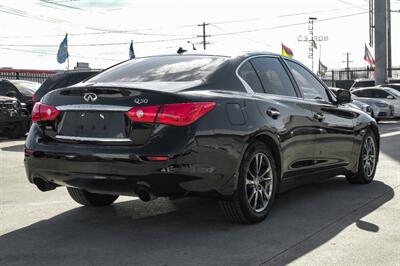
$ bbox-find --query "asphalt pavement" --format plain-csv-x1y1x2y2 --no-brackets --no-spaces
0,121,399,266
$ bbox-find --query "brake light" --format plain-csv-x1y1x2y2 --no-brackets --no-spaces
126,102,216,126
145,156,170,161
32,102,60,123
126,105,160,123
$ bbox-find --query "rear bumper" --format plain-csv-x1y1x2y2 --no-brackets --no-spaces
24,124,241,199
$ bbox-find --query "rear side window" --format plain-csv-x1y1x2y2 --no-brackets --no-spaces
286,60,329,102
88,56,227,82
353,90,370,97
250,57,297,97
237,61,264,93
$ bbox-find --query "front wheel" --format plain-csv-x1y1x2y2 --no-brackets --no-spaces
346,130,378,184
67,187,119,207
219,141,278,224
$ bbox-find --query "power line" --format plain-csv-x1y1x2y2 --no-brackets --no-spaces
0,18,259,39
0,35,199,48
211,11,368,37
0,47,120,62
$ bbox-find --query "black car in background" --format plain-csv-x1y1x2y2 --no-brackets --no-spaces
0,95,29,138
33,70,100,103
0,79,40,113
25,53,379,223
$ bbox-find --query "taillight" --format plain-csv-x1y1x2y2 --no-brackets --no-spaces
126,102,216,126
32,94,36,104
31,102,60,123
126,105,160,123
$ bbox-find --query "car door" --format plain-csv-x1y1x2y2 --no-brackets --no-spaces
285,59,357,171
238,56,317,179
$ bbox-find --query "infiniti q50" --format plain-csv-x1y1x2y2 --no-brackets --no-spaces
24,52,379,223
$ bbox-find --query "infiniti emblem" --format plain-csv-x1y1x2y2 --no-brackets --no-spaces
83,92,98,103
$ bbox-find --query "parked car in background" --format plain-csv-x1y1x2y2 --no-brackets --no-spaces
381,83,400,94
25,52,380,224
329,87,372,116
0,79,40,113
352,86,400,117
351,96,394,121
350,78,375,90
0,96,29,138
33,70,100,103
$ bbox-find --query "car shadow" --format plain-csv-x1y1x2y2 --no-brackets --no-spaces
0,144,25,152
0,178,393,266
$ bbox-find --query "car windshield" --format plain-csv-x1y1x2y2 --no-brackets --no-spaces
11,81,41,96
88,55,227,83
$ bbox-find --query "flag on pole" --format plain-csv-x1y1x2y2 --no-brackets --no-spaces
281,43,293,58
57,34,69,64
364,44,375,66
129,40,135,59
318,60,328,76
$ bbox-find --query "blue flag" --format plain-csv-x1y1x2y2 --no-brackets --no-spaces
129,40,135,59
57,34,69,64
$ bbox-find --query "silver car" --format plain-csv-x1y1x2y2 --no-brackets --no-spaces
329,87,373,116
352,86,400,117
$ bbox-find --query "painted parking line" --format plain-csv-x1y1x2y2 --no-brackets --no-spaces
380,131,400,138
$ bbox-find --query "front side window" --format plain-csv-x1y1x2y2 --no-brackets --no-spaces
238,61,264,93
286,60,330,102
250,57,297,97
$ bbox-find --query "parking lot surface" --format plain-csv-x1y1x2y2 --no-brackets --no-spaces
1,121,400,266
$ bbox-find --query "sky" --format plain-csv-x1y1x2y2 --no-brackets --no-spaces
0,0,399,72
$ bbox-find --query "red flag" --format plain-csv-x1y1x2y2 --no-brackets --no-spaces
364,44,375,66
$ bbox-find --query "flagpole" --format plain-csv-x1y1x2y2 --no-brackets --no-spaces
67,57,70,70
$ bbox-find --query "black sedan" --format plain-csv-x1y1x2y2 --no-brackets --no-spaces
25,53,379,223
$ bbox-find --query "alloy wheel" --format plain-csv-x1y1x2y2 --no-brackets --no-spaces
362,136,376,177
245,153,274,213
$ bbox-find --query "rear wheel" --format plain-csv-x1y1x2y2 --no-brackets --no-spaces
67,187,119,207
219,141,278,223
346,130,378,184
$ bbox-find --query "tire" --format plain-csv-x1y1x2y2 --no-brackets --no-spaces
219,141,278,224
6,122,27,139
67,187,119,207
346,129,378,184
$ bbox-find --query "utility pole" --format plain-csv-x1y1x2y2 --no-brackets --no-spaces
342,52,353,80
374,0,387,85
197,22,210,50
387,0,392,78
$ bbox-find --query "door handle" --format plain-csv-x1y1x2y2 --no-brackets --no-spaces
267,108,280,119
313,113,325,122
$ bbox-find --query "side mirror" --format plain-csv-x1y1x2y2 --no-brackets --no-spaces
336,89,351,104
6,91,18,98
387,95,395,99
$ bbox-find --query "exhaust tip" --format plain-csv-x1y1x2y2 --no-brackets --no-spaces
33,178,56,192
136,186,156,202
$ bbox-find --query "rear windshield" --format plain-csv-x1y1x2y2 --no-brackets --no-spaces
88,56,227,83
12,81,41,96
